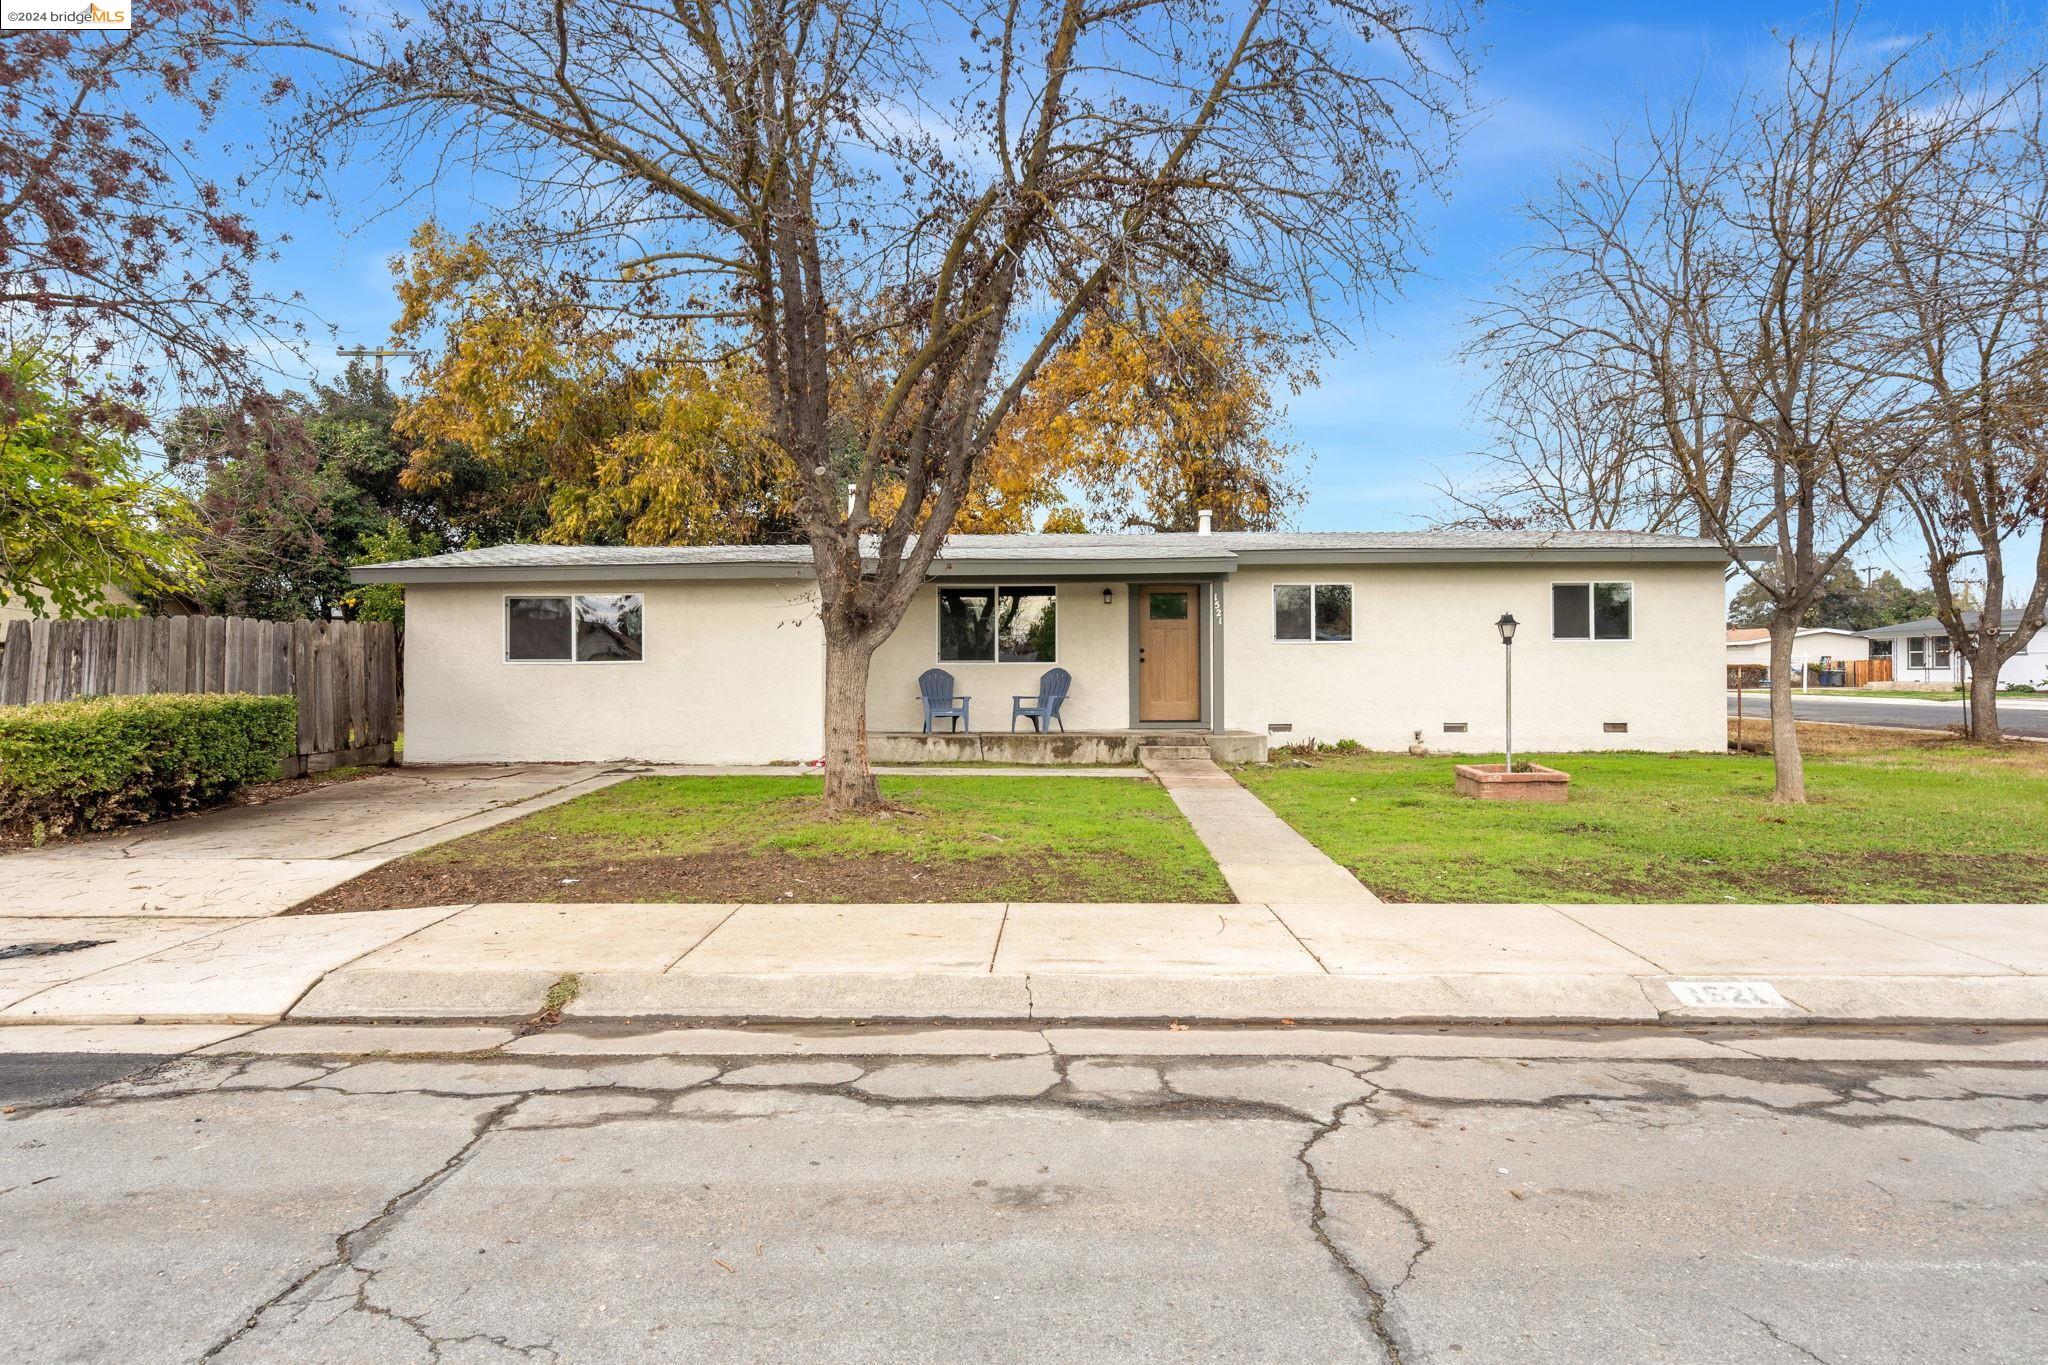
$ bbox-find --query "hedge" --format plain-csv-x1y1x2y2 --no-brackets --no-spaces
0,693,298,840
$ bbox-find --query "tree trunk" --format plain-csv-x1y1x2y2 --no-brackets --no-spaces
1766,620,1806,803
1968,640,2002,744
820,628,884,814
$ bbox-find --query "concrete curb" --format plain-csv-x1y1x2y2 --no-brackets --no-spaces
223,967,2048,1029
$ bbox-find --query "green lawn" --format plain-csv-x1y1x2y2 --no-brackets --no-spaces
300,774,1230,910
1236,735,2048,903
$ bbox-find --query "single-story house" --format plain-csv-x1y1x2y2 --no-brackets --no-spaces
1861,611,2048,690
351,529,1738,765
1724,627,1870,667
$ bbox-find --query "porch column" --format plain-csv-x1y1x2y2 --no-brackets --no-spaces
1209,579,1226,734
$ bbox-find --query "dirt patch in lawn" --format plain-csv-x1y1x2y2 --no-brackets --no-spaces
1368,849,2048,906
293,847,1083,913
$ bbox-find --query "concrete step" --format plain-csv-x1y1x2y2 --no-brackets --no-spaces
1138,746,1211,769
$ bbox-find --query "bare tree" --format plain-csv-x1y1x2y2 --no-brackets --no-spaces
274,0,1475,811
1,3,298,423
1434,360,1681,532
1876,63,2048,740
1471,19,1987,801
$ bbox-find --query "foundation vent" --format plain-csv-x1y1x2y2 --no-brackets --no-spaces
1604,721,1629,734
1267,722,1293,734
1442,721,1469,734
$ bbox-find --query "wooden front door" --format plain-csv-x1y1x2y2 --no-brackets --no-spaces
1138,585,1201,722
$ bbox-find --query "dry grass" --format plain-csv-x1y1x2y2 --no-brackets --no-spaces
1728,718,2048,771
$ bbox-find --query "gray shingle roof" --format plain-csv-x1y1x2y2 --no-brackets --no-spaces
1861,610,2029,636
353,529,1743,582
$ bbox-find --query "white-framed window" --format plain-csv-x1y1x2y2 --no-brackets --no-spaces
1908,637,1927,669
937,585,1057,662
1552,581,1632,640
506,594,644,662
1273,583,1353,642
1933,636,1952,668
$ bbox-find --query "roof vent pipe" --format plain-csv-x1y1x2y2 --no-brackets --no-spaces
1197,509,1213,535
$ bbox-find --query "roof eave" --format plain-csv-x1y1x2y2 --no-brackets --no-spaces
349,561,816,585
1232,546,1742,566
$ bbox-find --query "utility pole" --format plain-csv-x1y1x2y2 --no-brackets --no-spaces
336,345,426,379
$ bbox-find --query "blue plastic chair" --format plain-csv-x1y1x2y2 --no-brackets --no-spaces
919,668,970,733
1011,667,1072,733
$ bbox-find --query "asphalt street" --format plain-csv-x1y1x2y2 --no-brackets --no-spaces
1727,691,2048,738
4,1030,2046,1363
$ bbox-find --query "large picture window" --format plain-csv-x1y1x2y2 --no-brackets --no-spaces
506,594,644,662
1273,583,1352,642
937,586,1057,662
1552,582,1632,640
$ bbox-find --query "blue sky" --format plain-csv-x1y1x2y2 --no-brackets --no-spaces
239,0,2027,587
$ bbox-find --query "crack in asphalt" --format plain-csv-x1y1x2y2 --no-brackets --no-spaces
10,1049,2048,1361
1741,1309,1837,1364
197,1096,531,1361
1294,1094,1409,1363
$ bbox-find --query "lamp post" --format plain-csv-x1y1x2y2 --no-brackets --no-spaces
1495,613,1519,772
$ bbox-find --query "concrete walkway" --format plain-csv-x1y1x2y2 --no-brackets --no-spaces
1145,750,1380,903
0,765,627,918
8,898,2047,1027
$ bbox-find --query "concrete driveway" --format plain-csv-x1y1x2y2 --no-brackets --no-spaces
0,764,626,918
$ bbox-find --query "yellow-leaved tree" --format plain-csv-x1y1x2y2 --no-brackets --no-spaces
973,288,1308,533
390,224,798,545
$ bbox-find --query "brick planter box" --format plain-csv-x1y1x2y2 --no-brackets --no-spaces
1453,762,1570,803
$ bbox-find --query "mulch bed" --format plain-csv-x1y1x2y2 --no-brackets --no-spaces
290,847,1078,913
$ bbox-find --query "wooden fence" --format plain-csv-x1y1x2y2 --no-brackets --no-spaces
1726,657,1894,690
0,616,398,775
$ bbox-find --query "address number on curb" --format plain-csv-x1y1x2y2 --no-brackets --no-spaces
1666,980,1790,1010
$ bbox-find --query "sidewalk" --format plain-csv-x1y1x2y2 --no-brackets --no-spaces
6,898,2046,1028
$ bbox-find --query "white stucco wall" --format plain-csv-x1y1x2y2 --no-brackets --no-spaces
402,579,824,764
866,580,1131,731
1879,632,2048,689
1222,562,1727,752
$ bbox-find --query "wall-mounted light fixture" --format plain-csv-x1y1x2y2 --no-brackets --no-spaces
1102,588,1114,605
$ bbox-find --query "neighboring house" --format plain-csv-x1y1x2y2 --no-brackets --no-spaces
1860,611,2048,691
0,584,201,627
352,529,1739,765
1725,627,1870,668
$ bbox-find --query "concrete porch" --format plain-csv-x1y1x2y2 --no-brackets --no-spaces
869,728,1267,766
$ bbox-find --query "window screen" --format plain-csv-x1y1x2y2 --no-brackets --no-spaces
1273,585,1312,641
1552,584,1592,640
507,597,573,661
937,588,995,661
